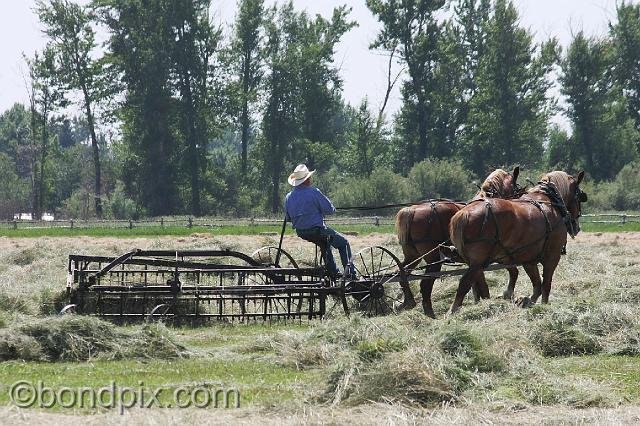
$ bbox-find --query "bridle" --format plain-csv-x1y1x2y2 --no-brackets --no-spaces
539,180,587,239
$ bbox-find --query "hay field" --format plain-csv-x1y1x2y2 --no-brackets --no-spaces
1,231,640,424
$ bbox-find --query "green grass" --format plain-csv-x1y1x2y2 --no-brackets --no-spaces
547,355,640,402
0,323,318,411
0,224,396,238
0,358,319,410
0,220,637,237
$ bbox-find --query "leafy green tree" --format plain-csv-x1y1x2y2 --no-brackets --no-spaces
367,0,447,165
95,0,180,216
36,0,105,217
462,0,556,174
0,153,30,219
0,103,32,177
260,2,354,212
342,100,387,177
170,0,222,216
25,48,66,219
610,1,640,135
230,0,264,175
561,32,639,180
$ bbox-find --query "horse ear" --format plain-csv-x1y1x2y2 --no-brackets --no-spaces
512,166,520,182
576,170,585,184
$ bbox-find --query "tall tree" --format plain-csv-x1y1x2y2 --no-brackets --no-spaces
462,0,556,174
24,48,66,219
95,0,179,216
610,1,640,135
367,0,447,165
261,2,354,212
36,0,105,217
561,32,639,180
231,0,264,175
170,0,221,216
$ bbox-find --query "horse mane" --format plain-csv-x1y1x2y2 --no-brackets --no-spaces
474,168,510,199
529,171,572,203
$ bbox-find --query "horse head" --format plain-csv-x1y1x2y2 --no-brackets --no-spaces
541,170,587,237
477,166,522,199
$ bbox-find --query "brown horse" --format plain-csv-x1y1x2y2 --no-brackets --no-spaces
448,171,587,314
395,167,521,318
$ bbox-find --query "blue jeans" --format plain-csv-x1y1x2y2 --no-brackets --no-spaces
296,227,352,277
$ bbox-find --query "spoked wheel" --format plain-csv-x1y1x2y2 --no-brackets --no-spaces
343,246,409,316
251,246,299,269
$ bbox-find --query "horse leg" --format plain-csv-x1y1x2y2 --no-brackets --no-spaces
449,266,483,314
420,262,441,318
399,260,417,310
502,267,519,300
541,255,561,304
522,263,542,304
473,273,490,302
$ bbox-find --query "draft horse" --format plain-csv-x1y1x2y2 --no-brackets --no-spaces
448,170,587,314
395,167,522,318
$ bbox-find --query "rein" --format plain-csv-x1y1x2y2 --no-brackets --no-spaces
336,198,465,212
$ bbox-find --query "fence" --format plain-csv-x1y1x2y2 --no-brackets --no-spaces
0,213,638,231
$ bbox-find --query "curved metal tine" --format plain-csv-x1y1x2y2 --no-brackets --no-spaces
325,296,343,318
60,304,77,315
370,247,375,278
359,252,371,277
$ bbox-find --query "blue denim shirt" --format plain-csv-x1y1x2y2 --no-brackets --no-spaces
284,186,336,230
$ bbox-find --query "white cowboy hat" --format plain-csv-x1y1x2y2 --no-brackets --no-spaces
288,164,316,186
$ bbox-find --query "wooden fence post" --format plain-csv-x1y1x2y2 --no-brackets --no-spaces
622,214,627,225
13,220,17,230
160,217,164,228
129,219,133,229
188,217,193,228
374,216,380,226
70,219,74,229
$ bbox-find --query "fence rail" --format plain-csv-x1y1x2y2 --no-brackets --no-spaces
0,213,638,231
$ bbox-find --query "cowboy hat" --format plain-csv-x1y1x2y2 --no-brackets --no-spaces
288,164,316,186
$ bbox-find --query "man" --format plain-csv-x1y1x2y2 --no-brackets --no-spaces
284,164,354,278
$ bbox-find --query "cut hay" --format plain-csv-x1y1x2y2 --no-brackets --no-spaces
0,315,188,362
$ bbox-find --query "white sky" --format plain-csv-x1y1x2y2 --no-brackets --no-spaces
0,0,621,121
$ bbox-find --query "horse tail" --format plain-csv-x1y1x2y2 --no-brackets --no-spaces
449,209,468,263
395,206,415,248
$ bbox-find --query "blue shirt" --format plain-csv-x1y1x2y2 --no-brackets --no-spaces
284,186,336,230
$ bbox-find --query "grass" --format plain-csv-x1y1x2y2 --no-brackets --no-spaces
1,231,640,420
0,224,398,238
0,219,637,237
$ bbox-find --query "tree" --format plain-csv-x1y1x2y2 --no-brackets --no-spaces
170,0,222,216
342,100,386,177
95,0,180,216
36,0,105,217
561,32,639,180
367,0,447,165
260,2,354,212
231,0,264,175
25,48,66,219
462,0,556,174
610,2,640,136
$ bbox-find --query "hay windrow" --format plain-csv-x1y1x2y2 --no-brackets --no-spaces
0,315,188,362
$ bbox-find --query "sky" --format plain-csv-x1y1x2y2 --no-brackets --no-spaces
0,0,622,120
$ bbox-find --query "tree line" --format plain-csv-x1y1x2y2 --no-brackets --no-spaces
0,0,639,220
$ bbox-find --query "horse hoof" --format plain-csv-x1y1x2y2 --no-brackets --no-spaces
515,296,532,308
398,299,417,311
502,291,513,300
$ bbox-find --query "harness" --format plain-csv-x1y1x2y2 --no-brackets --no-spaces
462,181,578,265
405,199,465,246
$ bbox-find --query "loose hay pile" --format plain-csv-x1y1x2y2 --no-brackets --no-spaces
0,315,188,362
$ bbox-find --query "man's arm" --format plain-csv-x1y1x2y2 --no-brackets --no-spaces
314,188,336,215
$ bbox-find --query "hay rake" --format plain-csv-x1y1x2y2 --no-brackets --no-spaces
64,245,513,323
